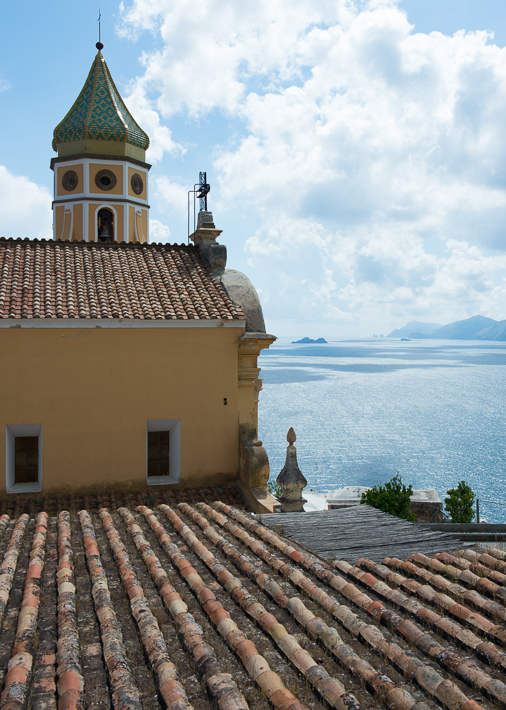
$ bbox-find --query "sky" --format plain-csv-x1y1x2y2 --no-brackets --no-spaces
2,0,506,338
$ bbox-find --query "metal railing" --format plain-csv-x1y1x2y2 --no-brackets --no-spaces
476,498,506,523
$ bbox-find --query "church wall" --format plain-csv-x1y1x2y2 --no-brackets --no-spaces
55,163,84,198
72,203,83,241
128,205,135,242
127,166,147,200
115,205,125,243
54,205,74,241
52,158,149,242
0,326,243,497
135,208,148,243
88,162,124,196
54,205,65,240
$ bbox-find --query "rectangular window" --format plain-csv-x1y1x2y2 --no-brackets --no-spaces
146,419,180,485
147,430,170,477
15,436,39,483
6,424,43,493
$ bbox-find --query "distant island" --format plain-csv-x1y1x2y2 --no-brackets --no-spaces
387,315,506,341
292,337,328,344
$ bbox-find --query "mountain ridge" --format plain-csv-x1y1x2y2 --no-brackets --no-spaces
388,315,506,341
388,321,443,338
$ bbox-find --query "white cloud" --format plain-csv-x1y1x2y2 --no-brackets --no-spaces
152,176,189,219
120,0,506,333
0,167,51,240
123,82,184,163
119,0,345,116
149,218,171,243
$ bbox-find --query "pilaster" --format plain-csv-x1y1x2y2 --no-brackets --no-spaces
238,333,276,440
237,331,279,513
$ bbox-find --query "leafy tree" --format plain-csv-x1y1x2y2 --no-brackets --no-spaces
360,474,415,521
444,481,475,523
267,478,282,499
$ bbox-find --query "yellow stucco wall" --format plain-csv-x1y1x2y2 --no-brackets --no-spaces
72,203,83,241
53,161,148,243
127,167,147,200
89,163,124,196
54,205,65,240
128,205,135,242
56,163,84,197
135,208,148,243
116,205,125,243
54,206,73,240
0,326,243,498
57,140,145,162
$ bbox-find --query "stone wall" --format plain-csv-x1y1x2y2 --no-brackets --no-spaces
326,486,443,523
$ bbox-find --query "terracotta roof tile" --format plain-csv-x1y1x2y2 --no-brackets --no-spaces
0,238,246,322
0,485,249,519
0,496,503,709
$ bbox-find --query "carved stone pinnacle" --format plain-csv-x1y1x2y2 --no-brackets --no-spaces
277,429,307,513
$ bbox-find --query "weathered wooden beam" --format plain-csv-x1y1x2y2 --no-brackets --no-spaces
258,504,461,563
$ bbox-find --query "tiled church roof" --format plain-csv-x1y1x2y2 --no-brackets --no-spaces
0,238,246,321
0,498,502,709
52,50,149,152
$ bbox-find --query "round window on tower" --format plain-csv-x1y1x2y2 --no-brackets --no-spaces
131,173,144,195
62,170,79,192
95,169,117,191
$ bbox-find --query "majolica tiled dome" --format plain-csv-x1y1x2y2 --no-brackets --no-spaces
52,49,149,155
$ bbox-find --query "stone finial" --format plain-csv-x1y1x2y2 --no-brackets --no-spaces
276,428,307,513
189,211,227,276
197,211,215,230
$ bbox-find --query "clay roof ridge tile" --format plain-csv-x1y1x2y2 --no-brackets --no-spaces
139,249,165,318
124,250,146,318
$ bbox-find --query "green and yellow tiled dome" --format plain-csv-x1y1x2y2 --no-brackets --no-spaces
52,49,149,160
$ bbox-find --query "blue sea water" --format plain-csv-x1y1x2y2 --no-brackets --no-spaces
258,338,506,522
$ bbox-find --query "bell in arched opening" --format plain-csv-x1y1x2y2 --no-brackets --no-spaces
97,208,114,242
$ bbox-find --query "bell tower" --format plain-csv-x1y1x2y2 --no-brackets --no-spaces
51,42,150,243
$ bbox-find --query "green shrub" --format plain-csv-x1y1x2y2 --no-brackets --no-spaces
444,480,475,523
267,478,282,499
360,474,415,521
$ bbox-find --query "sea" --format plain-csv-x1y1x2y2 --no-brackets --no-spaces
258,338,506,523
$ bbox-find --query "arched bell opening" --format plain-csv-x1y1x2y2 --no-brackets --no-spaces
97,208,114,242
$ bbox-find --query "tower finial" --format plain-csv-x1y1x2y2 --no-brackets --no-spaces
96,10,103,50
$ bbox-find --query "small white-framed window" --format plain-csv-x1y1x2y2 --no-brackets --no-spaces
146,420,181,485
6,424,43,494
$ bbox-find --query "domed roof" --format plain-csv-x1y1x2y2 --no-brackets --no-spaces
52,48,149,157
221,269,266,333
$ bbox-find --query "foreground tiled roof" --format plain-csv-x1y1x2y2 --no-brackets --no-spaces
0,498,504,709
0,239,246,321
52,50,149,152
0,485,249,518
